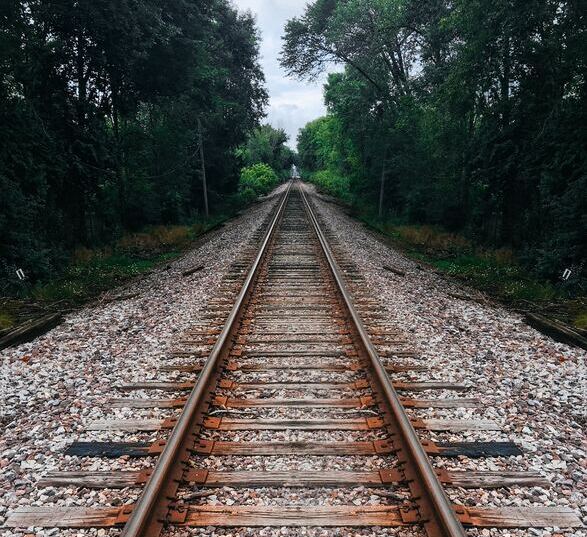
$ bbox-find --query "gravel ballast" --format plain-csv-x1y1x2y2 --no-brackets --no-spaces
1,182,585,537
305,184,586,537
0,189,286,537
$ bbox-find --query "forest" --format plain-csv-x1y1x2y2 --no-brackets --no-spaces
0,0,297,297
284,0,586,290
1,0,585,318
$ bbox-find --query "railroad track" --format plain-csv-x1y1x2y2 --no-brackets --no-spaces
5,182,582,535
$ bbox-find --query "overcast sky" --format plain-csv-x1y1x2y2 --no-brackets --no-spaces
234,0,331,148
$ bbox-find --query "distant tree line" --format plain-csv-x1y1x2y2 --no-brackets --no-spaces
238,124,297,180
236,124,298,202
284,0,586,280
0,0,267,284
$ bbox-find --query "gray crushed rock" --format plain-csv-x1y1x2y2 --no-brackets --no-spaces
305,183,586,537
0,187,286,537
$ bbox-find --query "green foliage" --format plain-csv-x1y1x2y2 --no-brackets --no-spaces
0,0,267,293
31,256,161,302
24,213,224,304
285,0,587,287
297,116,357,202
432,256,557,302
372,220,560,304
239,164,280,200
310,170,351,201
238,125,297,178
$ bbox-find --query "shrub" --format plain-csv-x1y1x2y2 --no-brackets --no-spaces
311,170,350,200
239,163,279,198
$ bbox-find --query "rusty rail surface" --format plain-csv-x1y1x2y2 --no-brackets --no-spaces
120,182,293,537
298,184,466,537
5,180,582,535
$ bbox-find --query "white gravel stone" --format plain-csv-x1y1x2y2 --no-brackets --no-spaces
0,188,286,537
2,182,584,537
304,184,586,537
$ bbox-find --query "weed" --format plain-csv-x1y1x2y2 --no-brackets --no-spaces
28,218,218,306
574,312,587,330
367,218,572,307
0,311,15,330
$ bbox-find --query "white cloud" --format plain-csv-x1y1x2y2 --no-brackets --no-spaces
232,0,332,148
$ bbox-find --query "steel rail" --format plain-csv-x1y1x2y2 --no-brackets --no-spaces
298,182,466,537
120,181,293,537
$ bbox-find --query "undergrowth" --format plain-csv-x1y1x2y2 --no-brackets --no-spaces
363,218,586,329
5,218,226,306
0,311,15,331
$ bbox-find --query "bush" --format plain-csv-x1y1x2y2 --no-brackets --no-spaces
310,170,350,200
239,163,279,198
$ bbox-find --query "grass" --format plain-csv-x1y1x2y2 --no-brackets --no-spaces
574,312,587,331
0,209,239,334
364,219,586,330
431,255,557,302
8,217,228,309
0,311,15,331
30,254,173,302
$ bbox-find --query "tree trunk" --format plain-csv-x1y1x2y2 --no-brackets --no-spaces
378,157,387,219
197,117,209,218
500,34,511,128
76,30,86,128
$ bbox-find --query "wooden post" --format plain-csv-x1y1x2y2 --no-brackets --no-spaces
197,117,209,218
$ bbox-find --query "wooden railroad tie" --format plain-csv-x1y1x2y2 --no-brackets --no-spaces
5,505,582,529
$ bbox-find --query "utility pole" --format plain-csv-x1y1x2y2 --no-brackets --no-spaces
197,117,209,218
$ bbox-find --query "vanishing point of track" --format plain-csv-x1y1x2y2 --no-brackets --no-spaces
5,182,582,535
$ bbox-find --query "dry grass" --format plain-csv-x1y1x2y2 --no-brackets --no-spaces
574,312,587,330
72,246,112,264
395,225,471,253
72,225,194,264
479,247,515,265
117,226,191,256
37,224,195,303
0,311,15,330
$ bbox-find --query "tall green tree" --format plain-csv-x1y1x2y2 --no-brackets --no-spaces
285,0,587,279
0,0,267,288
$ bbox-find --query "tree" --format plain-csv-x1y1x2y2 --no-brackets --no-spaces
0,0,268,287
238,124,296,177
286,0,587,279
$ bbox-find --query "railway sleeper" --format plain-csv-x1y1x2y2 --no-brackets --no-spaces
86,416,500,432
38,467,551,490
107,395,479,409
115,379,469,391
5,504,582,528
63,439,524,458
